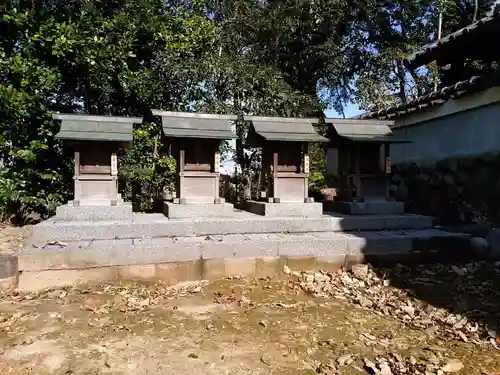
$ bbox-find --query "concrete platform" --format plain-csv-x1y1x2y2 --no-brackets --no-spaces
324,201,404,215
244,201,323,217
55,203,133,221
29,212,433,244
164,202,234,218
19,229,470,272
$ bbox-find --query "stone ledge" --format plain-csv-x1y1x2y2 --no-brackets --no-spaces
19,229,470,272
29,213,433,243
14,233,471,292
244,201,323,217
324,201,405,215
55,204,133,221
164,202,235,218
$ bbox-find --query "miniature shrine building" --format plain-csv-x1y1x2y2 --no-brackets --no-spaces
152,110,237,218
323,118,409,214
53,114,140,220
244,116,328,206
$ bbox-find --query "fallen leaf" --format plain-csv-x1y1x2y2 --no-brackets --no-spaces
337,354,353,366
260,356,271,366
441,359,464,373
363,357,379,374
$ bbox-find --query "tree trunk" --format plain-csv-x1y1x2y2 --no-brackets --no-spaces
434,12,443,92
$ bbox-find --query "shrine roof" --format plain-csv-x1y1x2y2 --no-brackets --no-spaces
325,118,409,143
404,2,500,69
53,114,139,142
245,116,329,143
153,110,237,139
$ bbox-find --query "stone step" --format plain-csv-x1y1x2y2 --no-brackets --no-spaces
30,212,433,244
20,229,469,272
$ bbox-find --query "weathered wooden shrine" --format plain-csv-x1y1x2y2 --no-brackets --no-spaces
53,114,140,220
244,116,328,217
323,118,409,215
152,110,237,218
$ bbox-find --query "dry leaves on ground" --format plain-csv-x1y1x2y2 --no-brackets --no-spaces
286,262,500,348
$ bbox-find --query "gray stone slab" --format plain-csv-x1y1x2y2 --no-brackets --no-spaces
164,202,234,218
324,201,404,215
55,204,133,221
19,228,469,272
29,213,434,244
279,233,349,257
19,238,202,271
383,214,432,230
244,201,323,217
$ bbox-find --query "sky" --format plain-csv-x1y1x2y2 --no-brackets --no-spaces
220,103,363,174
324,102,362,118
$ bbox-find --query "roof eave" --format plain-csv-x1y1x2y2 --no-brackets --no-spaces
403,14,500,69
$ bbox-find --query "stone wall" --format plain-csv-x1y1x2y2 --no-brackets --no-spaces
390,154,500,225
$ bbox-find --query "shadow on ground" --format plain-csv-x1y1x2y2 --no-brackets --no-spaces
359,236,500,342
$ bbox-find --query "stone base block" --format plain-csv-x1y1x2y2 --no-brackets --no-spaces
244,201,323,217
164,202,234,219
15,228,471,291
19,229,469,273
29,213,434,244
324,201,404,215
55,203,133,221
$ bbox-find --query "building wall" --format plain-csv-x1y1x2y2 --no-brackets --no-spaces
386,88,500,224
391,101,500,165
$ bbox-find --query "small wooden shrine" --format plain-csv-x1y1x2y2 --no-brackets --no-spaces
153,110,237,207
324,119,409,211
245,116,328,203
54,114,139,207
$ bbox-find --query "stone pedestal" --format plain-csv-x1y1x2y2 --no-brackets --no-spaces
244,200,323,217
164,202,235,219
55,202,133,221
177,171,221,204
323,200,404,215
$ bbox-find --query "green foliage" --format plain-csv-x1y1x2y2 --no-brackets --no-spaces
119,124,176,212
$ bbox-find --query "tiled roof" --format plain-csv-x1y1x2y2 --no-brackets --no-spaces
54,114,140,142
404,3,500,68
245,116,328,144
152,110,237,139
357,75,500,120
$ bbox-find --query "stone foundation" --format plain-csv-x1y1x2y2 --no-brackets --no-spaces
163,202,235,218
244,201,323,217
55,203,133,221
2,226,472,292
29,213,433,244
324,201,404,215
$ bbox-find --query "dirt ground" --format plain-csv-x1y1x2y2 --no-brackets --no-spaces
0,274,497,375
0,225,499,375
